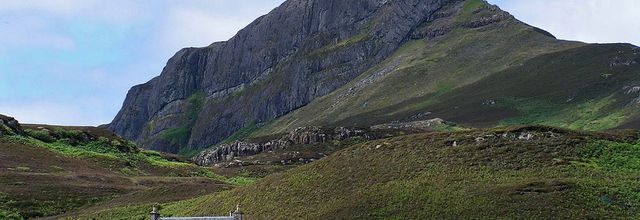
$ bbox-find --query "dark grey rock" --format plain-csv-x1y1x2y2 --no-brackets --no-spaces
0,114,24,136
194,126,373,166
109,0,453,152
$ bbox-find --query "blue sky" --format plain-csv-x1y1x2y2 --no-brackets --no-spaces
0,0,638,126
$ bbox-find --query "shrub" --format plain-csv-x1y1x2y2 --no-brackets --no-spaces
52,127,85,140
0,209,22,220
24,129,54,143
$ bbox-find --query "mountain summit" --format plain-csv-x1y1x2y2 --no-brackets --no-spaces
109,0,640,153
109,0,454,152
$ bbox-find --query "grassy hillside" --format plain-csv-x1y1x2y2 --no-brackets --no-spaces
262,43,639,137
332,43,640,131
0,124,247,219
72,126,640,219
431,43,640,130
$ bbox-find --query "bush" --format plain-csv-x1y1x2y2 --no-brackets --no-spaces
0,210,22,220
24,129,54,143
0,193,22,220
52,127,85,140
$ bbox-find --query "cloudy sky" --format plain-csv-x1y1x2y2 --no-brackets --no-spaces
0,0,638,126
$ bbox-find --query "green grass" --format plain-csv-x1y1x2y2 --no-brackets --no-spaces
432,123,466,132
3,134,218,178
161,92,205,149
0,193,22,220
227,176,260,186
389,83,452,115
1,123,16,136
0,188,100,220
0,125,253,219
582,140,640,171
573,140,640,210
219,123,260,144
177,148,202,158
74,127,640,219
6,129,257,182
305,33,369,60
496,96,630,131
24,129,54,143
161,127,191,146
309,43,639,131
459,0,485,21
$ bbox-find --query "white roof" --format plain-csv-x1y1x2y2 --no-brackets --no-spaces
160,217,234,220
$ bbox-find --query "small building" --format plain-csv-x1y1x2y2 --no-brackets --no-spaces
150,205,243,220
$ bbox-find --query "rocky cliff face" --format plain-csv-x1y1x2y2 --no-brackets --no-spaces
109,0,454,152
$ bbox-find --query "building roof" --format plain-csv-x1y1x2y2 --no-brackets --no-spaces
159,217,234,220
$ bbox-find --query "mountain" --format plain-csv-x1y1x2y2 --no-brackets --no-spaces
109,0,450,153
109,0,640,157
6,0,640,218
252,2,640,135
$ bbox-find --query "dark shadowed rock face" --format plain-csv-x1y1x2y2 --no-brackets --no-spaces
109,0,454,152
0,114,24,136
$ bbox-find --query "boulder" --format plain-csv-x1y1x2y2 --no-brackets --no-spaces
0,114,24,136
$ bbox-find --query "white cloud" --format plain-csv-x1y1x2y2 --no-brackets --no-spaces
489,0,640,46
0,101,110,126
159,7,251,50
152,1,282,54
0,0,153,26
0,0,93,14
0,17,76,52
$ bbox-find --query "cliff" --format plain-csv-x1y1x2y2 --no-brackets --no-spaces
109,0,452,152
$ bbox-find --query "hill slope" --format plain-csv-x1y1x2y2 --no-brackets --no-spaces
72,126,640,219
0,115,242,219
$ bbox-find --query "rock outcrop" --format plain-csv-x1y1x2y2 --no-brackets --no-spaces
370,118,449,131
194,118,458,166
194,126,374,166
410,1,514,40
109,0,454,153
0,114,24,136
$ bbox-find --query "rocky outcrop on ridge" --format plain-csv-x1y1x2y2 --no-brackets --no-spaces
0,114,24,136
194,118,459,166
194,126,375,166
